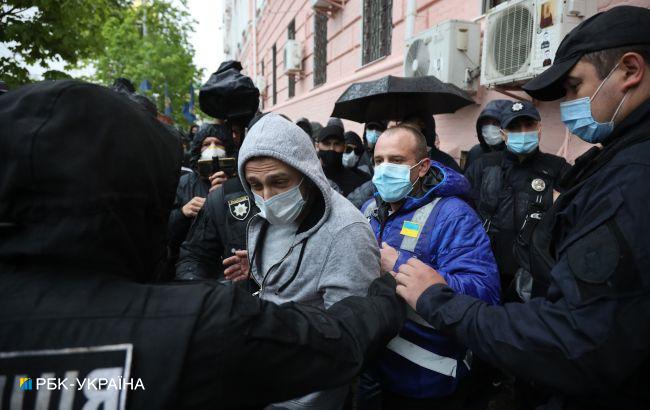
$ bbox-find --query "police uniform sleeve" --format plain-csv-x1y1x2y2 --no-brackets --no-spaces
414,168,650,397
175,188,226,280
177,274,405,408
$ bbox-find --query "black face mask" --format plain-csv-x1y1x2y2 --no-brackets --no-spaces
318,150,343,172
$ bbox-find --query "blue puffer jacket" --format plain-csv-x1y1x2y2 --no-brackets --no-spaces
361,160,500,398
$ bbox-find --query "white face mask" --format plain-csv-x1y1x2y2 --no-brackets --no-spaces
481,125,503,146
253,179,306,225
342,151,359,168
200,143,226,160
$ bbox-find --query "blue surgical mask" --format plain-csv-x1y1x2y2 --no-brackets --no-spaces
365,130,381,148
506,131,539,154
560,63,629,144
372,160,424,203
253,179,306,225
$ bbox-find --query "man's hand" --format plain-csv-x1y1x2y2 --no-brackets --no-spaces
209,171,229,192
181,196,206,218
380,242,399,274
223,250,250,282
393,258,447,310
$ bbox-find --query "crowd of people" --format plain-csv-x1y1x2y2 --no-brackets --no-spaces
1,5,650,410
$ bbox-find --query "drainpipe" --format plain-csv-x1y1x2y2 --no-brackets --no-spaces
405,0,416,40
253,2,258,80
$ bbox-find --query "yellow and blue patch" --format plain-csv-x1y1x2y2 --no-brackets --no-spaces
400,221,421,238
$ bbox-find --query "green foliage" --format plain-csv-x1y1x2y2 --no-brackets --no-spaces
1,1,200,126
93,0,201,126
1,0,127,86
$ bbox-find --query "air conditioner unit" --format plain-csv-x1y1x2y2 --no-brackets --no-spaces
284,40,303,74
255,75,266,96
480,0,596,87
403,20,481,92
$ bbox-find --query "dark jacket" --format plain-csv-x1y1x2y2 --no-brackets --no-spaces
415,98,650,409
176,177,256,280
464,100,511,170
0,80,406,409
465,149,570,288
324,166,371,197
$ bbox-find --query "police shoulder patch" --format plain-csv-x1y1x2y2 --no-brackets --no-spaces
228,195,251,221
567,224,620,284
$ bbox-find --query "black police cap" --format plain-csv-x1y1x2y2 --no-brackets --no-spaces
500,100,541,129
523,6,650,101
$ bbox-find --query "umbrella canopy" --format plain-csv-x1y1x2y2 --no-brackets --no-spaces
331,75,475,123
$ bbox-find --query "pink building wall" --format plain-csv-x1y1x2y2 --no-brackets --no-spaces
235,0,650,163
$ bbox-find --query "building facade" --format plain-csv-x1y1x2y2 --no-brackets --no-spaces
224,0,649,164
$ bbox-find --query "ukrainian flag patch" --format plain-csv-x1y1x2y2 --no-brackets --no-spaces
400,221,421,238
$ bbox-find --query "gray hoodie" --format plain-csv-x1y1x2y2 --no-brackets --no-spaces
238,113,380,409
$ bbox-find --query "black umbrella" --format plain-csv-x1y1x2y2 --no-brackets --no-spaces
331,75,475,123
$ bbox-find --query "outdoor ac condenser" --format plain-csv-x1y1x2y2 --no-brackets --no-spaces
403,20,481,92
284,40,303,75
480,0,596,87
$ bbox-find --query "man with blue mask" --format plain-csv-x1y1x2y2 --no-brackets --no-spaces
388,6,650,409
465,100,570,303
223,113,381,409
358,125,499,408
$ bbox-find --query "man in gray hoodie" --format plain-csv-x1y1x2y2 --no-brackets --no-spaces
224,113,381,409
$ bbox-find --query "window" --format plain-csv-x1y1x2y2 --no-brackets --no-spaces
362,0,392,65
272,43,277,106
483,0,508,13
288,19,296,98
313,12,327,87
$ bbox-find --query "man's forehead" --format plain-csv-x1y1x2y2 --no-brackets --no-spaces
245,157,295,175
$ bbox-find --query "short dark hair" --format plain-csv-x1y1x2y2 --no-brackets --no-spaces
582,45,650,79
382,125,429,160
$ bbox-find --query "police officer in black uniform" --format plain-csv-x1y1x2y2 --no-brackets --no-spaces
391,6,650,409
175,60,260,281
0,80,404,410
465,101,571,302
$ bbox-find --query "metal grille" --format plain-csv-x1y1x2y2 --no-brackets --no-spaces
362,0,393,65
491,4,533,76
272,43,277,105
314,13,327,87
288,19,296,98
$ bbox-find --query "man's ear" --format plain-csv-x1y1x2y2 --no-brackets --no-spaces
620,52,646,92
537,123,543,141
418,158,431,178
500,128,508,144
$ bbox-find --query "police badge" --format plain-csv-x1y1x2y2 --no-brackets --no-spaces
228,195,251,221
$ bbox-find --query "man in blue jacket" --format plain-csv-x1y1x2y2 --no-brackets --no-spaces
360,124,500,408
391,6,650,409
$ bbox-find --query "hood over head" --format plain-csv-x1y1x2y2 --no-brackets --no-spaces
189,123,234,169
344,131,364,156
238,113,333,237
475,99,511,149
0,80,181,281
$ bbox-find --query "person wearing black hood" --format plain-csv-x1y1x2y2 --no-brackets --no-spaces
316,124,370,196
343,130,371,176
401,114,462,173
464,99,512,170
0,79,406,409
167,123,233,274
